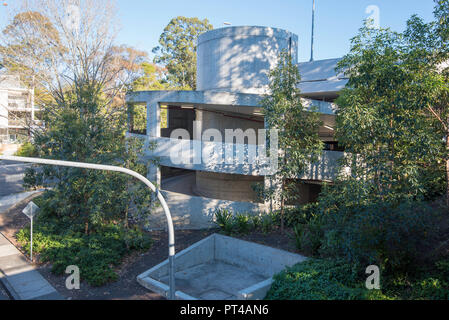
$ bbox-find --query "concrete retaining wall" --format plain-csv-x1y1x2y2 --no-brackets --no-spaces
148,190,267,230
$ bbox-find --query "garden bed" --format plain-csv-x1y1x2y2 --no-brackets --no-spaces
0,195,302,300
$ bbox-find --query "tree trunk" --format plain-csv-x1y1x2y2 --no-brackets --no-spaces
446,133,449,207
280,179,285,232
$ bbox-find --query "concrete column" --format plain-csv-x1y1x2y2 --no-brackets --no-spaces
127,103,134,133
147,100,161,138
30,89,35,122
147,100,161,186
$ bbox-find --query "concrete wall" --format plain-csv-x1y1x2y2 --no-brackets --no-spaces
215,234,307,278
194,106,265,202
148,190,267,230
197,26,298,94
196,109,264,143
195,171,263,202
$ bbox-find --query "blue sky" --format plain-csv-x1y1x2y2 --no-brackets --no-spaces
0,0,437,62
115,0,436,62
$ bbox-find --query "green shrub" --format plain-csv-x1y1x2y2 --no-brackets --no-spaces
234,213,251,234
250,215,262,230
266,259,382,300
293,214,324,256
215,209,234,235
15,142,37,157
267,257,449,300
215,209,281,235
260,215,274,234
318,200,442,273
284,203,319,227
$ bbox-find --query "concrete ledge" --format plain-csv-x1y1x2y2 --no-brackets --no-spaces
238,278,273,300
137,234,307,300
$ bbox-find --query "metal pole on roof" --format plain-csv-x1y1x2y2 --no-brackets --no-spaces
0,155,176,300
310,0,316,62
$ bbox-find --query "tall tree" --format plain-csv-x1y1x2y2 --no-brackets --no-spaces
131,62,169,91
0,0,144,114
392,1,449,203
335,23,446,203
153,16,213,90
261,50,323,231
0,0,155,234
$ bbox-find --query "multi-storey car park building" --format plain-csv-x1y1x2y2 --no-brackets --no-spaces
126,26,349,229
0,75,39,144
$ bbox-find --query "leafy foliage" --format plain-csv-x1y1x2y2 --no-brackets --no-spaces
336,24,446,203
153,16,213,90
268,1,449,301
17,194,152,287
15,142,37,157
266,258,449,300
24,93,156,234
266,259,383,300
259,50,323,229
214,209,280,236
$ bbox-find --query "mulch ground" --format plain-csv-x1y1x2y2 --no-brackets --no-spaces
0,194,301,300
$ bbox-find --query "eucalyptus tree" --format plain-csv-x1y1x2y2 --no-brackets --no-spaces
261,50,323,230
153,16,213,90
335,22,447,203
0,0,154,233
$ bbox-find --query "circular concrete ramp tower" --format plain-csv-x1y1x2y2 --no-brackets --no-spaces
194,26,299,202
197,26,299,94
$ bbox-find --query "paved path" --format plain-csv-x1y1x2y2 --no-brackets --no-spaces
0,232,63,300
0,191,43,215
0,189,63,300
0,161,31,197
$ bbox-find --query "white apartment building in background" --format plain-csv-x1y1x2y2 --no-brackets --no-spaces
0,75,39,144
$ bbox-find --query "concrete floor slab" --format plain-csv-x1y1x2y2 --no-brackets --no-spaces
160,261,266,300
138,233,307,300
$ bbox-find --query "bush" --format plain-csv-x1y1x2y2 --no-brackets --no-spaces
318,200,443,273
215,209,234,235
15,142,37,157
265,259,385,300
234,213,251,234
266,258,449,300
284,203,319,228
214,209,280,235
